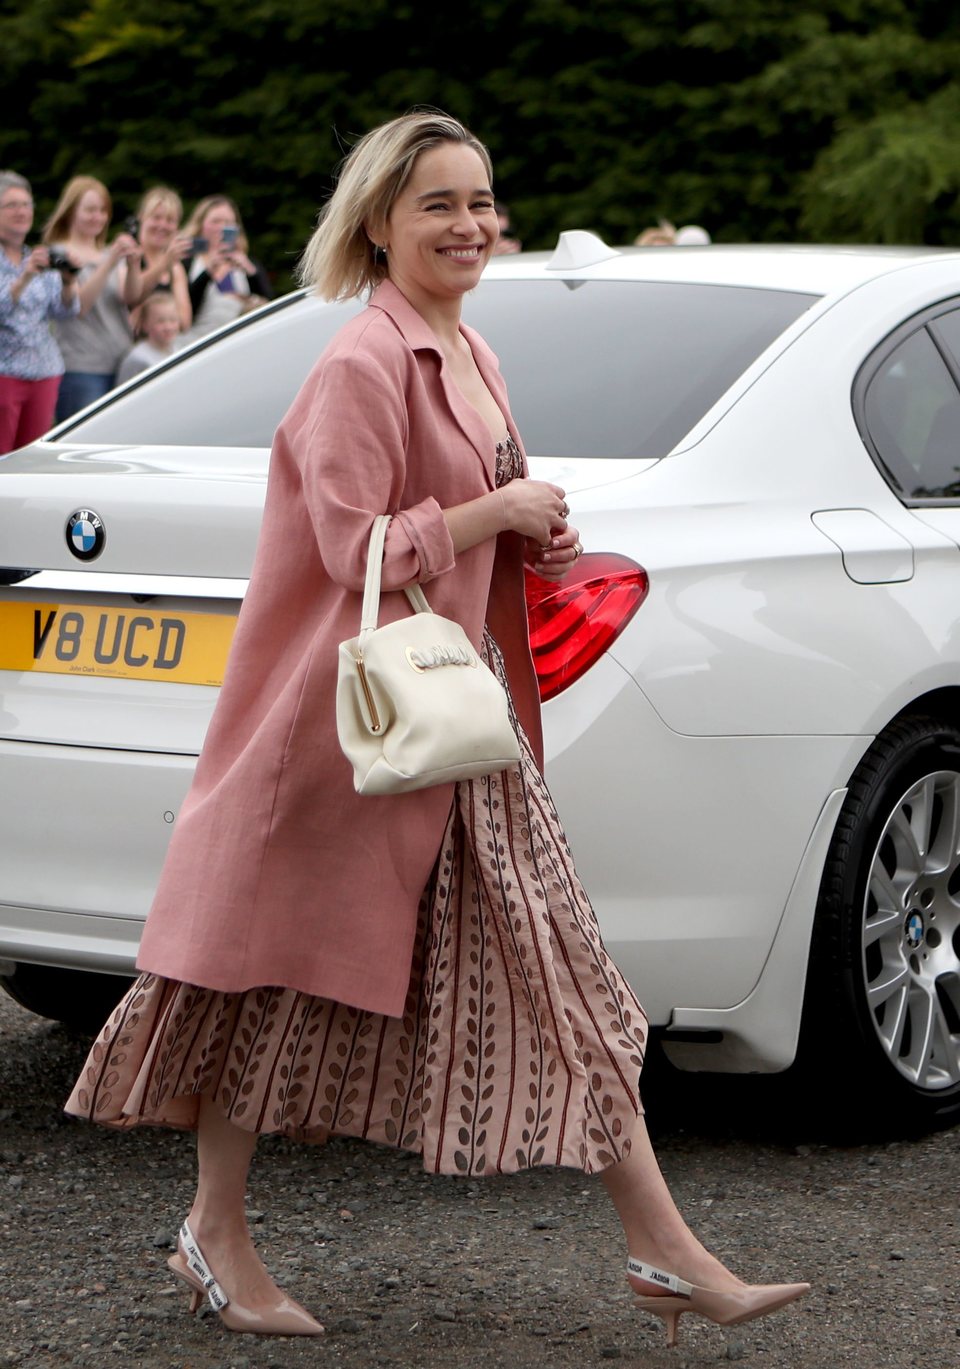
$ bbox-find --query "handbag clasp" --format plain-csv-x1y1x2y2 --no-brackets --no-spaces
356,652,382,733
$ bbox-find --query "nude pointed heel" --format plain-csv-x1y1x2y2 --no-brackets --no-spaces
167,1219,324,1337
627,1256,809,1349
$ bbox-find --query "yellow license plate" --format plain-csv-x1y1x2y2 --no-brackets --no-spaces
0,601,238,686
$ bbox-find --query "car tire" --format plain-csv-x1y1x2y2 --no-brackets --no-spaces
0,962,131,1033
799,714,960,1135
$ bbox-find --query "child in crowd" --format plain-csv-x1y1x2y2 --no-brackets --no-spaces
115,291,180,384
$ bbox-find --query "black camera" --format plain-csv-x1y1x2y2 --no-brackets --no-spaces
123,215,140,241
47,247,81,275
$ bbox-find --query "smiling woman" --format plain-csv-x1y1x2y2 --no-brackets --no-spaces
42,174,140,420
64,110,808,1348
179,194,272,343
377,157,498,302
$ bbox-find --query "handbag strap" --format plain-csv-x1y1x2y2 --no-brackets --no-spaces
359,514,433,637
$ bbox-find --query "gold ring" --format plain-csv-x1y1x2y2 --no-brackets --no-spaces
574,540,583,558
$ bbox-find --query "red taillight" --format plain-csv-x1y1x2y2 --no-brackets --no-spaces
524,552,649,702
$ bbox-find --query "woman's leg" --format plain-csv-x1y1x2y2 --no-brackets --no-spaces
183,1096,294,1309
0,374,27,455
601,1117,742,1291
15,376,60,447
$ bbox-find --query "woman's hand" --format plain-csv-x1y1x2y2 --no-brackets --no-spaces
109,232,140,262
526,525,583,581
227,249,255,275
9,247,52,303
24,246,49,274
500,477,569,546
442,479,576,560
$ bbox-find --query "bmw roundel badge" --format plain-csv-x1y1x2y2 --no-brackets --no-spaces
66,508,106,561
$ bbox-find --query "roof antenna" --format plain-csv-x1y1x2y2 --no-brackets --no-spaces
546,230,621,271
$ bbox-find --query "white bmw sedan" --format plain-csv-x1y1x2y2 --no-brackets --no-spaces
3,234,960,1133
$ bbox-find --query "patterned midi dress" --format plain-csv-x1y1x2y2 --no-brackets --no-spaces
66,437,648,1176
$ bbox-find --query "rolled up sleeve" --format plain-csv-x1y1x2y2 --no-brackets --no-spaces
294,348,455,593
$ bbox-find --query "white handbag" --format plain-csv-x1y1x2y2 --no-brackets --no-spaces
337,515,522,796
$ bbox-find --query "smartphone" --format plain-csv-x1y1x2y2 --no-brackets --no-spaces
221,226,239,249
191,235,209,254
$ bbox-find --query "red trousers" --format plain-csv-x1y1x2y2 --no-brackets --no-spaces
0,374,61,455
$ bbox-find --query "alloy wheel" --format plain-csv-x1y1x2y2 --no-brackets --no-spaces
862,769,960,1092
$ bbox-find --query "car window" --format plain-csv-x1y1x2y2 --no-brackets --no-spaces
60,279,815,459
931,308,960,374
57,294,364,449
463,280,816,458
864,328,960,500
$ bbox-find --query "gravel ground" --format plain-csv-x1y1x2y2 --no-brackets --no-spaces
1,988,958,1369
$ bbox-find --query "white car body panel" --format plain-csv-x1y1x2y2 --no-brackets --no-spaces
543,657,867,1016
0,741,192,950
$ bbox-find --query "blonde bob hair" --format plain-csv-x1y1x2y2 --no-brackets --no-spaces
297,110,493,302
183,194,249,254
138,185,183,224
43,175,112,248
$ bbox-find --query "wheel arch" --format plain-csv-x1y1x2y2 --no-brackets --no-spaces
888,686,960,733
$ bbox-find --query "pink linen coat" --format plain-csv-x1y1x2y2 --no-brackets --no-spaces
136,279,544,1017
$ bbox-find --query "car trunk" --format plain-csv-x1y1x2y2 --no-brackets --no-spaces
0,443,265,752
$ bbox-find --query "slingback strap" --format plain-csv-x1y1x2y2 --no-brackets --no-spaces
180,1220,229,1311
358,514,433,641
627,1257,693,1299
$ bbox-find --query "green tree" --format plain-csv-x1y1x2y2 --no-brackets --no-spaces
3,0,960,291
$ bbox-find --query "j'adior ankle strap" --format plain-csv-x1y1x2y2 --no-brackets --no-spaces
180,1220,229,1310
627,1257,693,1299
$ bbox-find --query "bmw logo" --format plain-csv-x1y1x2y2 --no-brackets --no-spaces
905,912,924,949
66,508,105,562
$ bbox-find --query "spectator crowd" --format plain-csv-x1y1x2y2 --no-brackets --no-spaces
0,170,273,455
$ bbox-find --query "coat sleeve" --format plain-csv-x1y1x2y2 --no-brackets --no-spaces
292,346,456,593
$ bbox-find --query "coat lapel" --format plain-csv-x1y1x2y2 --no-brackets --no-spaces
369,280,508,491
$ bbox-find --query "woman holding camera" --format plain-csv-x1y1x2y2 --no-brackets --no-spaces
0,170,80,454
180,194,272,341
42,174,139,420
123,185,192,333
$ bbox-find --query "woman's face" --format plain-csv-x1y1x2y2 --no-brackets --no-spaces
143,300,180,347
141,204,179,250
0,187,34,246
200,203,237,250
73,189,110,241
382,143,497,308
